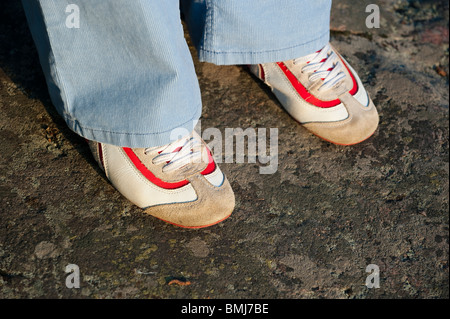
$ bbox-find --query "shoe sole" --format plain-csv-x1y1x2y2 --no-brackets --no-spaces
310,128,376,146
153,211,233,229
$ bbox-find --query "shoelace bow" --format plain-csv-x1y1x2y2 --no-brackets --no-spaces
144,135,204,173
293,43,347,91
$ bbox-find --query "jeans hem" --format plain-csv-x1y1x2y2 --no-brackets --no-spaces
64,106,202,148
198,30,330,65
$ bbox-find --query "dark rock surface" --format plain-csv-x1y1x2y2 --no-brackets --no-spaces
0,0,448,298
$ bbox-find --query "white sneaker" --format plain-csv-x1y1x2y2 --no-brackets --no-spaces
250,43,379,145
88,131,235,228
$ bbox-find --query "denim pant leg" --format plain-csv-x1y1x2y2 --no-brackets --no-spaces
182,0,332,65
22,0,202,148
23,0,332,148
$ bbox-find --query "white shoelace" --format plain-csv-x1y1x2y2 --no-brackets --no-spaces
293,43,347,92
144,135,203,173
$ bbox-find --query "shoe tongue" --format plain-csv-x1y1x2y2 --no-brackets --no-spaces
161,140,187,154
293,53,316,65
293,45,327,65
145,135,191,155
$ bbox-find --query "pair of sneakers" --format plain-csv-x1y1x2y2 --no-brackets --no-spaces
87,43,379,228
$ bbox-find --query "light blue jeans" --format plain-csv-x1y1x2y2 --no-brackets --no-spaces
22,0,332,148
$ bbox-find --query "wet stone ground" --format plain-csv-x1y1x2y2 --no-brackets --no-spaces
0,1,448,298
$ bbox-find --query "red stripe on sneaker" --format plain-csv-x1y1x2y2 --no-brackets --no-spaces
277,62,340,108
123,147,190,189
98,143,105,170
276,59,359,108
340,56,359,96
123,147,217,190
201,148,216,176
259,64,265,81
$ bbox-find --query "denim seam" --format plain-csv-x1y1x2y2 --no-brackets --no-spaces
199,0,211,53
37,2,73,122
210,0,215,53
199,30,329,55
